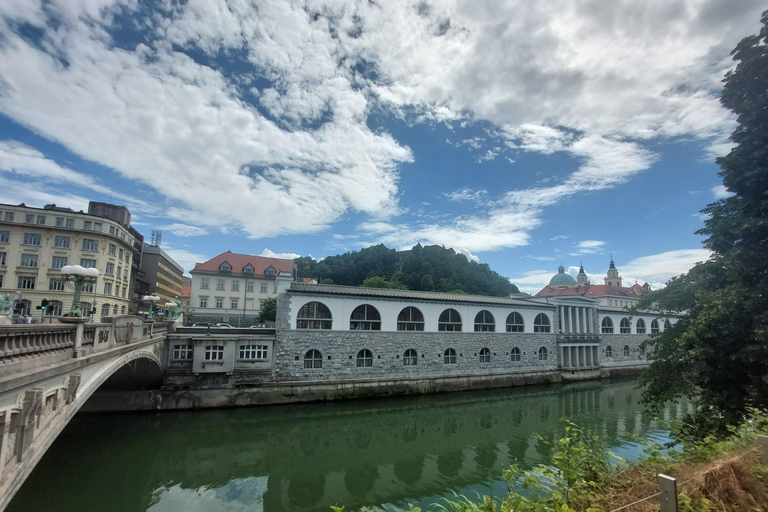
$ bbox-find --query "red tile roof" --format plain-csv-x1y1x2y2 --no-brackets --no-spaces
180,284,191,298
192,251,295,275
536,283,652,298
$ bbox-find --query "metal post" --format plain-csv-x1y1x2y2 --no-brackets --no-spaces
758,435,768,465
658,474,678,512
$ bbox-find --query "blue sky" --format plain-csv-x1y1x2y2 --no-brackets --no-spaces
0,0,763,293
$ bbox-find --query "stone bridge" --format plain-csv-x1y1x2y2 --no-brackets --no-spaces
0,316,168,510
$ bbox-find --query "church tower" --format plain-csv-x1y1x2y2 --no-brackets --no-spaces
605,256,622,287
577,262,589,284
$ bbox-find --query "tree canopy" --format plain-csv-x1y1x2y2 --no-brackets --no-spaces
295,244,519,297
638,11,768,436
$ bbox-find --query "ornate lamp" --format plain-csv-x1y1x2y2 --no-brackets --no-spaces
60,265,99,317
142,295,160,319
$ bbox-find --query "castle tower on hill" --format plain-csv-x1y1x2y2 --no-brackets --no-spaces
605,256,622,287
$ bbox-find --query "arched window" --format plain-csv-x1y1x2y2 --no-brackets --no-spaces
605,345,613,358
439,309,462,331
511,347,521,362
350,304,381,330
479,347,490,362
112,304,118,315
397,307,424,331
304,349,322,369
664,319,672,330
601,317,614,334
623,345,630,357
506,312,524,332
636,319,646,334
620,318,631,333
120,305,126,314
444,348,457,364
356,349,373,367
474,310,495,331
297,301,332,329
533,314,550,333
101,304,110,317
650,319,660,334
403,349,418,366
538,347,548,360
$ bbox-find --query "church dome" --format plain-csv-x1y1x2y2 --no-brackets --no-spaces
549,265,576,285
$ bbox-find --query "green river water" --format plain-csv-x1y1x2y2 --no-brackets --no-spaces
8,377,686,512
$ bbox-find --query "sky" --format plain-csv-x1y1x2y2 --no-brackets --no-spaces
0,0,762,294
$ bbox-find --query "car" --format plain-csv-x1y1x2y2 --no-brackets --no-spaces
215,323,234,328
192,322,211,327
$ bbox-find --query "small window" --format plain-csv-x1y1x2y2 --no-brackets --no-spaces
0,252,5,265
601,317,614,334
231,280,240,291
101,304,110,317
82,281,94,293
265,267,275,276
651,319,660,334
397,306,424,331
620,318,631,333
444,348,457,364
54,236,70,248
356,349,373,367
243,264,254,274
479,347,490,363
474,310,495,332
105,263,115,275
112,304,118,315
49,278,66,291
104,282,112,295
118,248,123,259
108,243,116,256
246,281,254,292
297,301,332,329
172,344,193,360
260,282,268,293
93,222,102,232
403,348,418,366
0,231,9,243
506,312,524,332
83,221,92,230
80,258,96,268
623,345,630,357
304,349,322,369
438,308,462,331
350,304,381,330
605,346,613,358
636,319,646,334
239,344,268,360
511,347,521,361
4,212,13,222
20,254,38,267
109,226,115,235
82,239,98,251
65,218,74,228
56,217,64,227
534,314,551,333
46,300,62,316
200,278,209,289
25,214,34,224
199,297,208,308
215,298,223,308
216,279,225,290
220,263,231,272
23,233,41,246
538,347,548,360
204,345,224,361
37,215,45,225
230,298,239,309
664,319,672,330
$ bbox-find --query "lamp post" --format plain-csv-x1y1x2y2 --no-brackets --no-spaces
142,295,160,319
60,265,100,317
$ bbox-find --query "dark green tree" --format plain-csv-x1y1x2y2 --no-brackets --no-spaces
257,297,276,323
638,11,768,436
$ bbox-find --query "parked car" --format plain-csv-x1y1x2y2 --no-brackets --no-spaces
192,322,211,327
215,323,234,328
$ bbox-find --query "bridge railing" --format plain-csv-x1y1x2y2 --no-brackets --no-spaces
0,325,75,362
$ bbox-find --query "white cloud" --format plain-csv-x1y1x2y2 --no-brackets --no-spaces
258,248,302,260
157,223,210,237
456,247,479,263
572,240,605,255
622,249,712,288
444,187,488,202
711,184,731,199
161,247,210,276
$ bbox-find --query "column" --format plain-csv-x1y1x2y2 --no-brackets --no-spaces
580,308,586,334
585,345,592,366
593,346,599,366
559,306,565,334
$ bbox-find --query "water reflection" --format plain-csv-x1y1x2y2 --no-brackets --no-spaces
9,378,687,512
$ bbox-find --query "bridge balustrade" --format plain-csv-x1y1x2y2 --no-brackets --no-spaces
0,326,75,362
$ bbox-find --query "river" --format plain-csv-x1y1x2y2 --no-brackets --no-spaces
7,377,686,512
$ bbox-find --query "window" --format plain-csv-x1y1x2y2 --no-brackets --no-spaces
474,310,495,332
246,281,254,292
438,308,462,331
51,256,67,269
4,212,13,221
297,301,332,329
66,218,74,228
46,300,62,316
172,344,193,360
104,282,112,295
20,254,38,267
534,314,551,332
123,269,128,279
259,299,265,309
479,347,491,362
121,306,126,314
113,304,118,315
350,304,381,330
605,346,613,358
37,215,45,225
403,349,418,366
105,263,115,275
80,302,92,316
230,298,239,309
118,248,123,259
356,349,373,367
664,319,672,330
82,281,93,293
18,276,35,289
93,222,102,232
444,348,457,364
397,306,424,331
216,279,225,290
80,258,96,268
511,347,521,362
623,345,630,357
0,274,3,287
620,318,631,333
122,286,127,298
49,278,66,291
231,280,240,291
25,214,34,224
215,298,223,309
636,319,646,334
243,265,254,274
538,347,548,360
204,345,224,361
108,243,116,256
54,236,70,248
506,312,524,332
23,233,41,245
0,231,8,243
83,221,92,230
109,226,115,235
199,297,208,308
219,263,231,272
0,252,5,265
82,239,98,251
304,349,323,369
260,282,267,293
601,317,614,334
239,344,268,360
117,266,122,279
56,217,64,227
101,304,110,317
265,267,275,276
201,278,209,289
651,319,660,334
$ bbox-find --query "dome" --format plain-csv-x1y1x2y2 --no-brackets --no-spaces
549,265,576,285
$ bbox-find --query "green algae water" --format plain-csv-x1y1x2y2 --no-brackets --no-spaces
8,378,686,512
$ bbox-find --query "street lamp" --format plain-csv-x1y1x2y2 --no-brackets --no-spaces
142,295,160,319
60,265,100,317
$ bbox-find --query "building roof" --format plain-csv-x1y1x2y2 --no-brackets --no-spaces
287,282,550,308
180,284,191,299
536,282,653,299
549,265,576,285
192,251,294,275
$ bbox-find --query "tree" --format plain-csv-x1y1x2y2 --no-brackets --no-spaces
257,297,276,323
638,11,768,436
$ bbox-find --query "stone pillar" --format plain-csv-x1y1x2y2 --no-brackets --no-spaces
0,411,10,476
585,345,592,366
60,317,89,358
593,346,599,366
